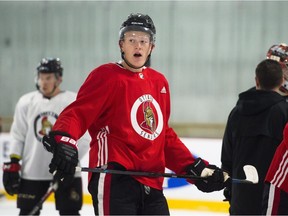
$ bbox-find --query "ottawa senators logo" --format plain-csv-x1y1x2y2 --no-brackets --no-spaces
140,100,156,133
38,116,53,135
34,112,58,141
131,94,163,140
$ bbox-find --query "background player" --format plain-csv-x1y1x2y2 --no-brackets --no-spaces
221,59,288,214
2,58,90,215
222,42,288,205
262,120,288,215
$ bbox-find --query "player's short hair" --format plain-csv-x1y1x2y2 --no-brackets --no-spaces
256,59,283,90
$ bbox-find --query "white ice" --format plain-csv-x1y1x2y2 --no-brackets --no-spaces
0,195,228,216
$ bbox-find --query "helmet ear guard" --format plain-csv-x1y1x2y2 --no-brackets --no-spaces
35,76,40,90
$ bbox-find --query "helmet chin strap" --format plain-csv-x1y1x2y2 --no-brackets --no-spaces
121,51,152,70
37,82,59,99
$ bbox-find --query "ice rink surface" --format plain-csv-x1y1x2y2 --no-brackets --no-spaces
0,196,228,216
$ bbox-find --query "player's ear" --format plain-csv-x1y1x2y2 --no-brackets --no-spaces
147,44,155,55
119,40,124,50
255,76,260,89
56,76,63,86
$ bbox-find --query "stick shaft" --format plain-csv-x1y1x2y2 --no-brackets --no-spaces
231,179,254,184
76,167,256,184
28,182,58,215
77,167,207,180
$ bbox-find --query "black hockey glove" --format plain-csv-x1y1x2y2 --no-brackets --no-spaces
42,131,78,185
186,157,226,193
223,185,232,202
223,177,232,202
2,157,21,195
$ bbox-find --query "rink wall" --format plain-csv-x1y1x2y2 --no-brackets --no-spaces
0,133,229,213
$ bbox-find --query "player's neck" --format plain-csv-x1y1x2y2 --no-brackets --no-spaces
120,60,143,73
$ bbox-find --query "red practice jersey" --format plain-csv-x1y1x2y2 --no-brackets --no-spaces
53,63,196,190
265,123,288,193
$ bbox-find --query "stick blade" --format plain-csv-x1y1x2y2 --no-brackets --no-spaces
243,165,259,184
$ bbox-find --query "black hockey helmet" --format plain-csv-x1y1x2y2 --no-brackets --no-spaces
36,57,63,77
119,13,156,44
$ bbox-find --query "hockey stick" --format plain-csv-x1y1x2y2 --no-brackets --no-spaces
233,165,258,184
75,164,259,184
223,165,259,184
28,182,58,215
76,166,208,180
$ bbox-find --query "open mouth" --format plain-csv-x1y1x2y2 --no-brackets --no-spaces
134,53,142,58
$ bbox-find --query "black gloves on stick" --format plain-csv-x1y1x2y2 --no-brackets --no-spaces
186,157,227,193
223,179,232,202
42,131,79,185
2,157,21,195
222,168,232,202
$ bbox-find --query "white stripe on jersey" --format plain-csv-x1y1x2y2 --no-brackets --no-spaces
271,151,288,188
98,173,106,215
266,184,275,216
96,126,109,166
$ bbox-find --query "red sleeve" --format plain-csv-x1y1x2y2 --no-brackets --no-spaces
53,65,117,139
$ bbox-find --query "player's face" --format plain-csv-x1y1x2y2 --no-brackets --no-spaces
37,73,61,97
121,31,154,71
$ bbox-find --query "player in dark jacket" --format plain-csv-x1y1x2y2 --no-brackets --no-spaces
221,59,288,215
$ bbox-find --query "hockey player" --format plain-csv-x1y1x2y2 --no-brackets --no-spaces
41,13,228,215
262,123,288,215
2,58,90,215
262,44,288,215
221,59,288,214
